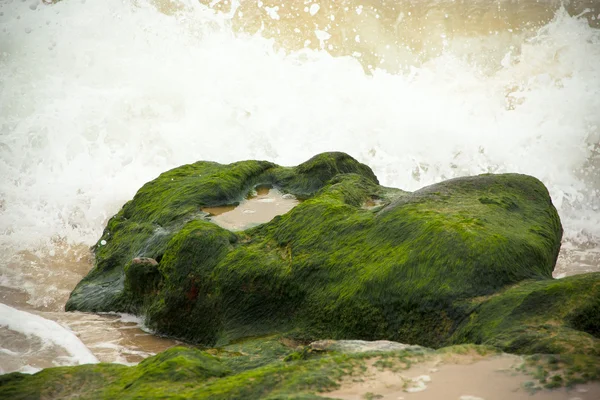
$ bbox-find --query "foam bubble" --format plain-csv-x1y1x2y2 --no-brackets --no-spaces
309,4,320,16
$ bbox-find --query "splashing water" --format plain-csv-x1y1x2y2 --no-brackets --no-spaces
0,0,599,372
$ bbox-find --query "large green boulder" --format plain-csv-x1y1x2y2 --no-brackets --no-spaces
66,152,578,351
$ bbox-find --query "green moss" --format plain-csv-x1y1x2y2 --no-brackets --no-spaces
0,363,129,400
435,344,500,356
451,273,600,355
518,353,600,390
570,297,600,338
123,257,162,307
273,152,379,198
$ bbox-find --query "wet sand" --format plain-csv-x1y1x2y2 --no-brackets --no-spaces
327,353,600,400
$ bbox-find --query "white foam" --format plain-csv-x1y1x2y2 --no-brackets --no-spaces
0,348,19,357
309,4,320,16
97,312,154,333
88,340,155,365
17,365,42,375
0,303,99,365
0,1,597,259
116,313,146,325
405,375,432,393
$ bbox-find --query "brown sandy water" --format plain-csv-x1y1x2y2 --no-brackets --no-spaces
327,353,600,400
202,186,300,231
0,242,182,373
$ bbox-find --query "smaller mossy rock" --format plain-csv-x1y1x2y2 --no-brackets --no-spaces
126,347,230,387
0,347,229,400
3,337,598,399
0,337,422,400
66,152,572,353
145,220,237,343
0,363,129,400
451,272,600,355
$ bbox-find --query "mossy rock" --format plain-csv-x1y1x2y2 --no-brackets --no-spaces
3,337,598,399
0,336,427,400
0,337,362,399
65,151,589,353
451,272,600,355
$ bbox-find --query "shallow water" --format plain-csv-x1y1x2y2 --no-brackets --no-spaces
0,0,599,375
203,186,299,231
0,250,181,374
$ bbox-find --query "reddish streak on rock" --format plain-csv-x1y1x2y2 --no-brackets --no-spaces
187,284,199,301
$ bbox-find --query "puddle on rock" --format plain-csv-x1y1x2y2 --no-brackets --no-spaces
202,186,299,231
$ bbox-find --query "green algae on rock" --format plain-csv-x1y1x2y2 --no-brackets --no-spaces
451,272,600,355
0,337,442,400
0,337,362,400
2,337,598,399
66,152,578,352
